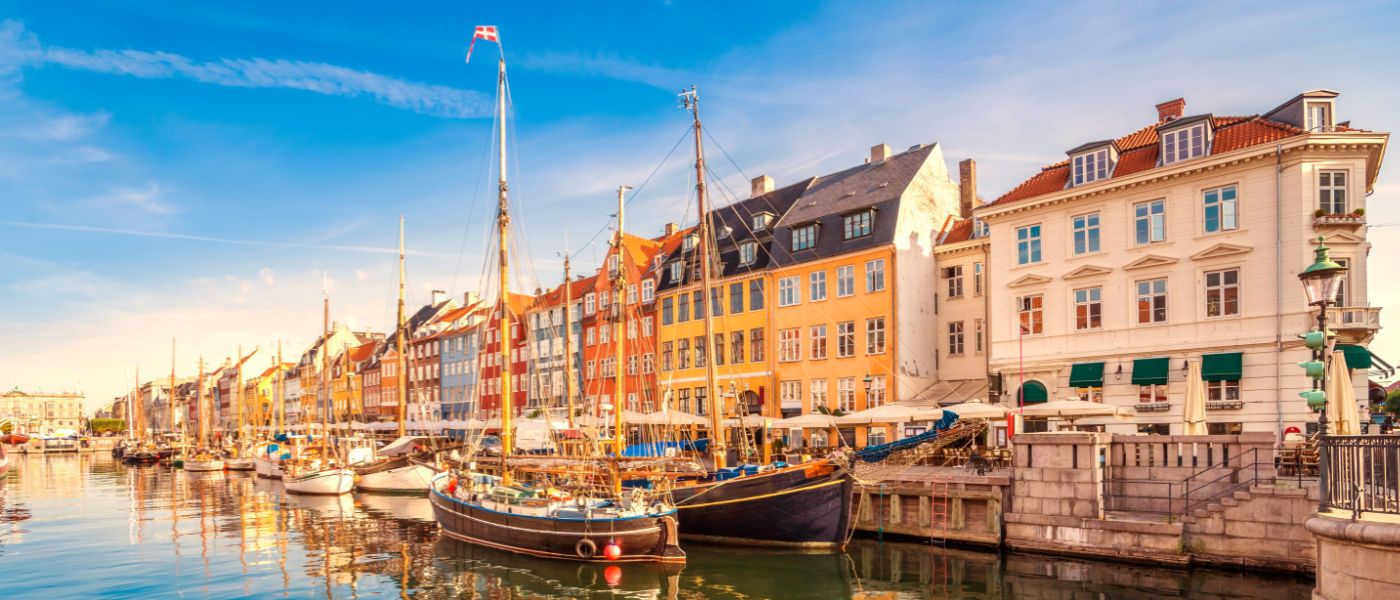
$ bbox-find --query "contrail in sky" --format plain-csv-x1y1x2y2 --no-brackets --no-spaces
0,220,456,258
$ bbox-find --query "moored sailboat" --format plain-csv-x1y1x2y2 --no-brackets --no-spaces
185,356,225,472
283,282,354,495
123,369,160,465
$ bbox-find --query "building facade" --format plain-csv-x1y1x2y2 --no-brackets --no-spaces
0,389,85,434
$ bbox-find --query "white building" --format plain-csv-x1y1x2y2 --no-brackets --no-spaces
1,389,85,434
975,91,1388,435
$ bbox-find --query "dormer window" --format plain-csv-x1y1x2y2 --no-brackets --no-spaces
1159,118,1215,165
668,262,682,281
739,241,757,265
607,254,620,278
973,218,990,239
682,234,697,252
1306,101,1333,132
752,213,772,232
842,209,874,240
792,224,818,251
1071,147,1112,186
719,225,733,239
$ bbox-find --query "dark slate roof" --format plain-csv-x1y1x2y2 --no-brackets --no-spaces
769,144,937,267
655,178,813,292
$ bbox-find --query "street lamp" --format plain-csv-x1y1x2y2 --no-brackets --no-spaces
1298,236,1347,512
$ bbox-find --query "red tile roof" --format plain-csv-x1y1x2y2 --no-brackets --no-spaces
348,341,377,363
938,218,974,245
990,114,1306,207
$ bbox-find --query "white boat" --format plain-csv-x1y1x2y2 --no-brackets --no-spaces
283,462,355,495
350,436,440,494
225,457,255,471
254,442,289,478
184,458,225,472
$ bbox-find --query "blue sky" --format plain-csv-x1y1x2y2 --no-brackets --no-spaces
2,1,1398,410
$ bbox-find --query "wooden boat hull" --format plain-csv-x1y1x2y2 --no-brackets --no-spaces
429,474,685,564
283,468,354,495
122,451,159,465
225,457,255,471
354,457,436,493
183,459,225,472
671,461,855,549
254,455,283,479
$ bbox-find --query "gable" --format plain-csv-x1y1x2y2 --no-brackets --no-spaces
1190,243,1253,261
1123,254,1179,271
1007,274,1053,288
1062,264,1113,280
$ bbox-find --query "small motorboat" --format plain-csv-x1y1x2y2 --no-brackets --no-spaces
183,449,225,472
283,461,355,495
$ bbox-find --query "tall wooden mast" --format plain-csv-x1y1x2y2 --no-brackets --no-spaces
612,184,632,460
321,276,330,454
562,244,575,430
494,54,515,471
169,338,177,438
196,357,205,448
236,344,244,443
397,215,408,438
276,341,284,433
682,86,727,470
134,368,143,444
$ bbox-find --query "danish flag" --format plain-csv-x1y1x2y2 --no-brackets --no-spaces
465,26,500,64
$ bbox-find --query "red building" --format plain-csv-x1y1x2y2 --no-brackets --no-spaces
477,296,531,414
581,231,676,415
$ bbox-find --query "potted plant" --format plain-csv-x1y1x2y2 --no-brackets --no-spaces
1314,208,1328,218
1353,207,1366,216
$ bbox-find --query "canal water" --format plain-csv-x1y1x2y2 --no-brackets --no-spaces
0,453,1312,599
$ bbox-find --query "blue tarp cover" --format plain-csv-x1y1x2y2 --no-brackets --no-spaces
620,438,710,457
854,412,960,463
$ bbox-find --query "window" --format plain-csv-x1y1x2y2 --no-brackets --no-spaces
627,285,638,305
1203,185,1238,233
973,262,983,295
713,333,725,366
810,271,827,302
1207,379,1240,402
642,316,653,336
778,328,801,362
599,323,610,344
1319,170,1347,214
778,276,801,307
584,293,596,315
678,292,690,322
586,328,596,346
1017,295,1044,335
792,224,818,251
1074,287,1102,330
781,380,802,410
739,241,757,266
678,388,691,413
749,280,765,310
810,325,828,360
661,342,673,371
1204,269,1239,317
752,213,771,232
1136,278,1168,324
661,297,674,325
1208,422,1244,435
865,317,886,354
1077,387,1103,403
1072,148,1110,185
974,319,984,353
627,319,637,340
836,265,855,297
643,353,655,374
837,321,856,358
1134,200,1166,244
1138,384,1167,404
678,339,690,369
683,234,697,252
1162,123,1206,164
695,387,708,416
607,254,620,279
1073,213,1100,255
710,287,723,317
1305,102,1331,131
843,210,873,240
642,279,655,302
1335,258,1350,307
1016,224,1042,264
692,290,705,320
865,259,885,292
731,330,745,364
693,336,706,368
944,265,963,298
669,262,683,282
750,327,765,362
627,356,638,376
868,375,886,408
723,282,741,314
948,321,964,356
837,378,856,412
586,360,596,379
809,379,827,410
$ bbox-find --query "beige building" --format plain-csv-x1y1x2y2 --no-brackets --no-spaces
975,90,1388,435
1,388,86,434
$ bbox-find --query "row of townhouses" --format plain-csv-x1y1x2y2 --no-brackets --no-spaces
112,89,1390,449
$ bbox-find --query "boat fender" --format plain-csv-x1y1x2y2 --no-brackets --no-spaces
603,541,622,561
446,479,458,494
575,538,597,559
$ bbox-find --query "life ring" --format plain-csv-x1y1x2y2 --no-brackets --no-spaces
575,538,598,559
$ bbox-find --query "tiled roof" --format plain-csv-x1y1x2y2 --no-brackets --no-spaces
348,341,377,363
990,114,1306,207
938,218,974,245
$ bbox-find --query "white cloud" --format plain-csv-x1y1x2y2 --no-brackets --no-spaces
90,183,174,216
258,267,276,286
24,110,110,141
515,51,690,90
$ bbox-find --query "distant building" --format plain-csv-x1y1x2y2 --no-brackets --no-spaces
1,388,86,434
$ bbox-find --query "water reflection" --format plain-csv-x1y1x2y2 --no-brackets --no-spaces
0,454,1312,599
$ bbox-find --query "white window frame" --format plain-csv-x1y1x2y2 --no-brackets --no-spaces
739,241,757,266
1072,212,1100,255
778,276,801,307
809,379,826,411
810,324,828,360
641,279,655,303
1162,122,1206,164
809,271,827,302
837,378,856,412
1204,268,1240,318
778,328,801,363
945,265,964,298
1202,185,1238,234
836,265,855,297
947,321,964,356
1074,286,1102,331
1134,199,1166,245
1016,224,1042,265
1072,148,1110,186
865,259,886,293
1136,277,1169,324
1319,170,1348,215
792,224,818,251
1017,294,1044,335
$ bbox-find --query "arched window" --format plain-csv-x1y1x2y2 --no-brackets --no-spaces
1017,381,1048,404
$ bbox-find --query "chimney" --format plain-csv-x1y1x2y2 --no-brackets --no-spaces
431,289,447,306
664,222,679,236
958,159,977,219
869,144,891,163
1156,98,1185,122
750,175,773,198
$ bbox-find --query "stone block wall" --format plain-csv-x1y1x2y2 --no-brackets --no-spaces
1184,482,1319,573
1106,432,1278,514
853,471,1011,547
1307,513,1400,599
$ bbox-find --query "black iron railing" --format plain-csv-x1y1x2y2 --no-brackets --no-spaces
1103,448,1273,517
1319,435,1400,517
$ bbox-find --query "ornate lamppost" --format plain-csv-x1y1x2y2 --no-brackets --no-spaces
1298,236,1347,511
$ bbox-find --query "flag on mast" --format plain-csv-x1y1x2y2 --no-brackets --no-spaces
466,25,500,64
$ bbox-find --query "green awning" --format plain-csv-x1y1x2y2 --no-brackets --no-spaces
1132,357,1170,386
1068,362,1105,388
1201,352,1243,382
1018,381,1048,403
1337,344,1371,370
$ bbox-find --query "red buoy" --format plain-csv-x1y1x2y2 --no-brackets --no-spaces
603,541,622,561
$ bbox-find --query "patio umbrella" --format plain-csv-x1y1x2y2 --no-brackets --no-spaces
631,409,709,427
834,404,944,425
723,414,769,428
945,400,1008,420
774,412,840,429
1020,398,1134,426
1326,350,1361,435
1183,360,1208,435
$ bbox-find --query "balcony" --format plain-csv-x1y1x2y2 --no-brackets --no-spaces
1333,305,1381,333
1206,400,1244,410
1313,211,1366,229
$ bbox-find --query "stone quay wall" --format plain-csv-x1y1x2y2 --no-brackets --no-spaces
853,468,1011,547
1307,512,1400,599
1107,433,1277,514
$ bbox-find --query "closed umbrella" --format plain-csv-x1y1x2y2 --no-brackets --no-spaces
1183,360,1208,435
1326,350,1361,435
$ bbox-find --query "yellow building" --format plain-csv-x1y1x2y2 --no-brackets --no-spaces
654,177,812,422
767,144,961,449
